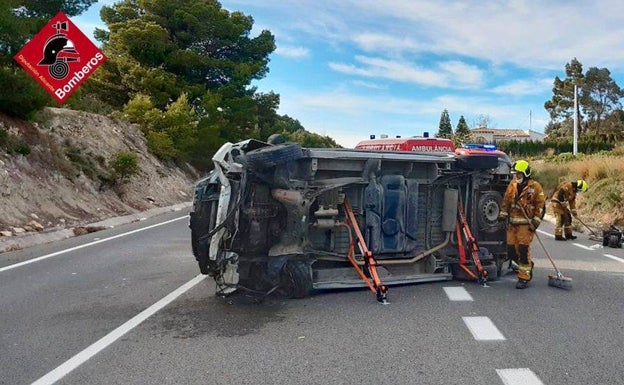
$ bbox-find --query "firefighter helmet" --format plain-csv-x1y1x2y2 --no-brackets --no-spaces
576,179,588,193
511,160,531,177
38,35,77,65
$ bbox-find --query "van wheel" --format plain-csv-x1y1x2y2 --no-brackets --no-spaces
279,260,312,298
477,191,504,233
246,143,303,170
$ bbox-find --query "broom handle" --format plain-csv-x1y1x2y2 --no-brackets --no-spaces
531,230,563,275
517,204,563,275
567,207,599,237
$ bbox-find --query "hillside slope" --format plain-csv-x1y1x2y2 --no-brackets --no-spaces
0,108,199,237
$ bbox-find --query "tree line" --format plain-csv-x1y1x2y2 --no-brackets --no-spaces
435,57,624,156
0,0,338,172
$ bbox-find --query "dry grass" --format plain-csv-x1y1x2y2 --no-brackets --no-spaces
533,154,624,228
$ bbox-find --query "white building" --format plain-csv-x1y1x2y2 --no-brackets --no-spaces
471,128,546,143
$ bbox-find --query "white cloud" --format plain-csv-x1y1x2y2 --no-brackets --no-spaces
351,80,387,89
438,61,483,88
352,33,425,53
329,56,483,89
234,0,624,71
490,78,554,96
275,45,310,59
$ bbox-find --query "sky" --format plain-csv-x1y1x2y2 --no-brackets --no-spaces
73,0,624,148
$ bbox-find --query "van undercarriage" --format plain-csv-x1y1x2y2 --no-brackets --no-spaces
190,140,511,301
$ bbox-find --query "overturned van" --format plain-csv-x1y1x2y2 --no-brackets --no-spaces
190,137,512,302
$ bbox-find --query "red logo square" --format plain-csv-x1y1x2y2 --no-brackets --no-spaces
13,11,107,104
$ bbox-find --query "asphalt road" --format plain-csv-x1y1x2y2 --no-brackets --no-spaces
1,213,623,385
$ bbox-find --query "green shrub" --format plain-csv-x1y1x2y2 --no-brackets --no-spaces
110,151,140,183
0,67,52,119
147,131,177,161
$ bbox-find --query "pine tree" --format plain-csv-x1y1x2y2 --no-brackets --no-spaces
454,115,472,147
544,58,584,125
436,109,453,139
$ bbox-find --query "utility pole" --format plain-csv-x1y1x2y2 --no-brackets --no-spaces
573,84,578,155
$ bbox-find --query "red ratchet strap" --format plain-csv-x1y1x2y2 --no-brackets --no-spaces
343,198,389,303
456,200,488,285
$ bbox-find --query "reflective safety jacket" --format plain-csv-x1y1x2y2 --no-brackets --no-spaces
550,181,577,210
499,178,545,225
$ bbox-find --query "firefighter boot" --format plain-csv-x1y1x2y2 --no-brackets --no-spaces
555,235,566,241
565,234,577,240
516,279,528,289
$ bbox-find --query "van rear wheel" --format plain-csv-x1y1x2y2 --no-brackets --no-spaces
279,260,312,298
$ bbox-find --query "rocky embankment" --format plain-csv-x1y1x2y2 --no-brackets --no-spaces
0,107,201,251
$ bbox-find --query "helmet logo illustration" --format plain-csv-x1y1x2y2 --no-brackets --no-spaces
38,21,80,80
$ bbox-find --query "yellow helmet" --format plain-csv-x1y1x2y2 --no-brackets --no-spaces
576,179,588,193
511,160,531,177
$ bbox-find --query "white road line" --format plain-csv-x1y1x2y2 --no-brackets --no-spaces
443,286,473,301
462,316,505,341
536,229,553,237
572,243,595,251
496,368,544,385
31,274,207,385
0,216,188,273
604,254,624,264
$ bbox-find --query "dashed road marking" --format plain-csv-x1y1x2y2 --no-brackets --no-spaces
31,274,207,385
443,286,473,301
462,316,505,340
536,229,552,237
0,216,188,273
572,243,594,251
603,253,624,264
496,368,544,385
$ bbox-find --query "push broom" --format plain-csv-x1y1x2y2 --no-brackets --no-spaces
519,205,573,290
567,207,602,242
531,230,573,289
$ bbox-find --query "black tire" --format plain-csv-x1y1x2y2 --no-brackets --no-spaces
280,260,312,298
246,143,303,170
477,191,505,233
455,154,499,170
190,181,220,275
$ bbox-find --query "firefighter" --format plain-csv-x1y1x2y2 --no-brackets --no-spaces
498,160,546,289
550,180,589,241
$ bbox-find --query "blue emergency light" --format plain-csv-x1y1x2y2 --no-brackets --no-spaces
464,143,497,151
